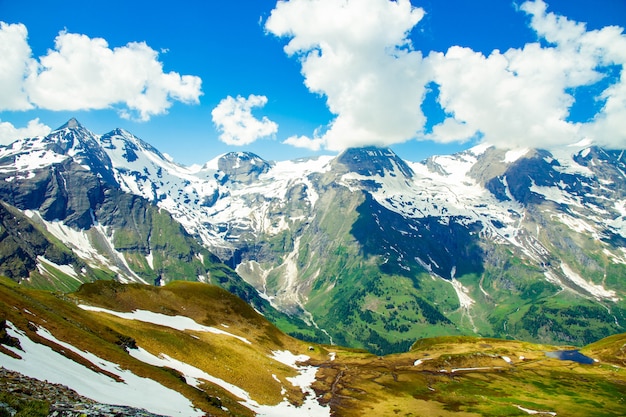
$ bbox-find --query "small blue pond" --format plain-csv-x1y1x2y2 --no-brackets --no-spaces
545,350,595,364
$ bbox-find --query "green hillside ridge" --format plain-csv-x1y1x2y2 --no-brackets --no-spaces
0,201,114,290
0,279,624,417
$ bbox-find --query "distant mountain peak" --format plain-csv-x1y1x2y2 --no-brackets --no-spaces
336,146,414,178
56,117,83,131
220,151,265,162
217,151,271,183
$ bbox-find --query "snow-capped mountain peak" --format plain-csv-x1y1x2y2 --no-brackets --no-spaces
100,128,170,166
217,151,272,184
336,146,414,179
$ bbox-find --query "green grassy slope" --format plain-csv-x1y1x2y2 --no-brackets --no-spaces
1,278,625,417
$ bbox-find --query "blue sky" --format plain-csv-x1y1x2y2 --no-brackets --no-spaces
0,0,625,164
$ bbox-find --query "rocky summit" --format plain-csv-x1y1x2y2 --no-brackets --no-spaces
0,367,167,417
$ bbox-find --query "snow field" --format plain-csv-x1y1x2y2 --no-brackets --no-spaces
0,322,202,416
129,346,331,417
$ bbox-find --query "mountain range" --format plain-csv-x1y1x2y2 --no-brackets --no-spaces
0,119,625,356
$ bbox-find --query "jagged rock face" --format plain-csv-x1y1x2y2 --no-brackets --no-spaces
351,193,485,280
466,147,510,184
483,147,626,240
47,119,118,186
485,150,560,204
0,203,78,280
573,147,626,199
0,157,105,230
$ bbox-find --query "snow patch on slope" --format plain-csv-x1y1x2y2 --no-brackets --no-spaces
24,211,148,284
559,263,618,302
0,322,201,416
503,148,529,163
36,256,80,281
130,347,330,417
530,182,584,208
129,347,252,403
78,305,252,344
260,157,332,208
448,277,475,309
0,136,68,174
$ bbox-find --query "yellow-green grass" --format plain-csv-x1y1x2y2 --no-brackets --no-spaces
71,280,301,350
73,280,350,406
0,277,246,415
581,332,626,367
2,277,626,417
308,336,626,416
83,311,310,407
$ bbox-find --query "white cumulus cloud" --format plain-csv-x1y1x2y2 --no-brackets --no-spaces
428,43,584,148
522,0,626,149
0,23,202,121
266,0,429,151
267,0,626,151
283,134,324,151
429,0,626,149
211,94,278,146
0,118,51,145
0,22,36,111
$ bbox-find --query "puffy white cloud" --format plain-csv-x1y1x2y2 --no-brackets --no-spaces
266,0,429,151
521,0,626,149
282,134,324,151
430,0,626,149
428,43,584,148
268,0,626,151
0,118,51,145
427,118,476,144
0,24,202,121
0,22,36,111
587,76,626,148
211,94,278,146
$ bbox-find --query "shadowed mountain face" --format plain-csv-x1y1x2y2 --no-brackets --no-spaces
1,120,626,354
351,193,485,279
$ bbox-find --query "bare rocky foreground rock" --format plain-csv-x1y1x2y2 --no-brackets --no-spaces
0,367,169,417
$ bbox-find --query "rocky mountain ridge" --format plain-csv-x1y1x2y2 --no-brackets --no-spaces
1,367,169,417
0,119,325,342
1,119,625,353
